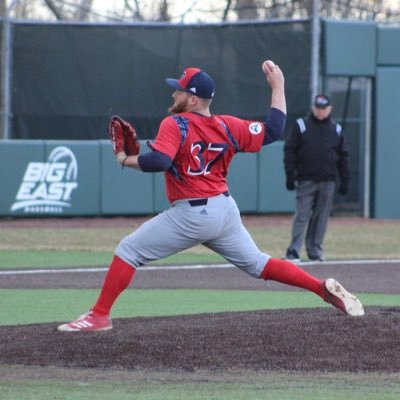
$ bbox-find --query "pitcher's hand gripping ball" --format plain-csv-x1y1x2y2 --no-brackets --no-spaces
108,115,140,155
262,60,276,73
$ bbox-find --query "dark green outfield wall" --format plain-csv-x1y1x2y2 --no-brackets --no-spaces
1,20,400,218
0,140,293,217
323,20,400,218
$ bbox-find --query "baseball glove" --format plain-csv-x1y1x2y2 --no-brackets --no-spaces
108,115,140,155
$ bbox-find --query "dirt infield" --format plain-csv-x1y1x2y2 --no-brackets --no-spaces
2,261,400,374
2,261,400,293
1,306,400,373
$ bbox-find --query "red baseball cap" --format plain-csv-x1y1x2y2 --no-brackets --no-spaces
166,67,215,99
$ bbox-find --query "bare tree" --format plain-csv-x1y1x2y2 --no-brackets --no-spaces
158,0,171,21
256,0,400,22
6,0,400,24
9,0,95,21
123,0,144,21
0,0,6,17
43,0,94,21
236,0,259,20
43,0,64,19
73,0,94,21
105,0,173,22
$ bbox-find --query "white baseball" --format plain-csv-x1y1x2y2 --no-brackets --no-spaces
262,60,276,72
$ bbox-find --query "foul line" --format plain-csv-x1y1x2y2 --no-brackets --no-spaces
0,264,232,275
1,259,400,276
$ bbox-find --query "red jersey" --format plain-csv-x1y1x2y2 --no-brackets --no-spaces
151,112,265,202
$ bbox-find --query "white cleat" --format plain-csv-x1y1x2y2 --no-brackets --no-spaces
323,278,365,317
57,311,112,332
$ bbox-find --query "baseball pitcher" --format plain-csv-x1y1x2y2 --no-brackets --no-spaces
58,60,364,332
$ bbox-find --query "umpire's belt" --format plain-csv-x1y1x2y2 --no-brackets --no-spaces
188,191,230,207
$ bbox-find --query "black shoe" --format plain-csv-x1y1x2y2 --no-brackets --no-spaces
309,255,325,262
283,249,300,263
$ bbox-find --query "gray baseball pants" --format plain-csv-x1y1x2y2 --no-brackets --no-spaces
115,193,270,278
288,180,335,259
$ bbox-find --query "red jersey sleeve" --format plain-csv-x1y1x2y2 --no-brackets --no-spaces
219,115,265,153
151,117,181,159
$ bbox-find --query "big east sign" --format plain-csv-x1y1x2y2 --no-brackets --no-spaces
11,146,79,214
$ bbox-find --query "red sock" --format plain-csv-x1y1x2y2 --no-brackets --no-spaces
260,258,324,298
92,255,136,317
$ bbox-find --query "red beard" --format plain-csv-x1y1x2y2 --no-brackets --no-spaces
168,97,190,114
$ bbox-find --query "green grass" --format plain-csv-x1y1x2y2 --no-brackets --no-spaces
0,250,113,268
0,249,224,269
1,380,399,400
1,288,399,326
1,368,400,400
1,218,400,269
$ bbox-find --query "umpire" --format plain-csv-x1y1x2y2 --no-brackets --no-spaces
283,94,350,262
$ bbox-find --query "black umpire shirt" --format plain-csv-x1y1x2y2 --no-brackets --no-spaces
283,113,350,183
